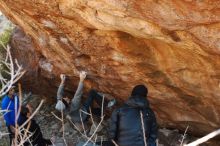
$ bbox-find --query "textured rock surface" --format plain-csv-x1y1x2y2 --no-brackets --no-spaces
1,0,220,136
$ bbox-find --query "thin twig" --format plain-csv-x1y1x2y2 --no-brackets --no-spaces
67,117,95,144
19,100,44,130
79,109,87,135
14,98,44,146
15,83,23,145
61,107,68,146
51,112,62,121
140,111,147,146
112,140,119,146
94,134,97,146
89,108,95,129
83,95,105,146
184,128,220,146
0,132,9,138
100,136,103,146
180,125,189,146
0,44,25,96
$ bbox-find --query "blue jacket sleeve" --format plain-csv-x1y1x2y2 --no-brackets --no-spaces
1,98,13,126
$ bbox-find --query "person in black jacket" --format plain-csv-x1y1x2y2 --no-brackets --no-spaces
19,106,52,146
108,85,158,146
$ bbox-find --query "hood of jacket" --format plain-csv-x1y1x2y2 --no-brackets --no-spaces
125,95,149,108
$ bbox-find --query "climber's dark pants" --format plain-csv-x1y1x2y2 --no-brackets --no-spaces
82,89,108,117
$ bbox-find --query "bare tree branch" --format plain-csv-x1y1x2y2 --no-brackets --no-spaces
180,125,189,146
112,140,119,146
0,92,44,145
83,95,105,146
61,107,68,146
184,128,220,146
0,44,25,96
19,100,44,130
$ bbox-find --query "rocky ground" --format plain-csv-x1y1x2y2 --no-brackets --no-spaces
1,94,220,146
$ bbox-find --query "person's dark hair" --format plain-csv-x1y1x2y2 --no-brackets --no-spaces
20,106,29,117
62,98,69,108
5,86,16,95
131,84,148,97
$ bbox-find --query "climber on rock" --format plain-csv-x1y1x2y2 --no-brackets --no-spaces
55,71,116,128
108,84,158,146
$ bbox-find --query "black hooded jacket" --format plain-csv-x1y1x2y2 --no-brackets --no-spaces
19,116,52,146
108,96,158,146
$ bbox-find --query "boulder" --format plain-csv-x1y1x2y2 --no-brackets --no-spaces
1,0,220,136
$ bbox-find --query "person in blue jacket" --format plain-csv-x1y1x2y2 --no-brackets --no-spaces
1,86,21,145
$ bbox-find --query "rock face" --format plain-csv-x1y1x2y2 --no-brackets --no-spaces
1,0,220,136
